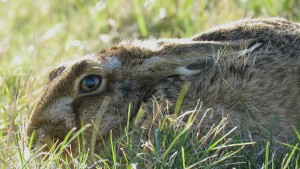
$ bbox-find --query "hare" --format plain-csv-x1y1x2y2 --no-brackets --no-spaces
27,18,300,155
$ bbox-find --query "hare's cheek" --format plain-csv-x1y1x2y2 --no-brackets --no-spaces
47,97,77,131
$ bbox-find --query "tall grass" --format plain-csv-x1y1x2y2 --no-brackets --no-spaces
0,0,299,168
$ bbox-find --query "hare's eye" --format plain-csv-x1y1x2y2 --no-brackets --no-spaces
80,75,101,93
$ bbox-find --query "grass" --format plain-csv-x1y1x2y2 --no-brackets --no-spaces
0,0,299,168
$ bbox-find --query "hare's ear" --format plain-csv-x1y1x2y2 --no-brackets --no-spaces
139,40,262,78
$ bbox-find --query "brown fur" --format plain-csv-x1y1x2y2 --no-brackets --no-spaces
27,18,300,155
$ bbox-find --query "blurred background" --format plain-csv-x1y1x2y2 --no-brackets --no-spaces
0,0,299,150
1,0,300,72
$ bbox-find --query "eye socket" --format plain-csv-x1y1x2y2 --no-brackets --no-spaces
79,75,102,93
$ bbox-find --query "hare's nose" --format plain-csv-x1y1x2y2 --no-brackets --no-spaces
30,128,54,152
35,134,53,152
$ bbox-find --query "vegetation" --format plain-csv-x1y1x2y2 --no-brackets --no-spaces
0,0,299,168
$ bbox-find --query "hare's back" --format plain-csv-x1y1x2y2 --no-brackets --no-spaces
193,18,300,56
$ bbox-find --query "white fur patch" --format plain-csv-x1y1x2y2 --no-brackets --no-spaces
103,56,121,69
52,97,74,107
175,66,201,76
131,39,160,50
239,43,262,56
143,56,163,66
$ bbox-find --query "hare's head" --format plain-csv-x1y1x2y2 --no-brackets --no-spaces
28,42,208,152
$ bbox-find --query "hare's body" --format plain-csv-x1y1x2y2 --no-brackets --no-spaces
28,18,300,154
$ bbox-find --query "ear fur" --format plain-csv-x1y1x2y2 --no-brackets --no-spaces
139,40,262,77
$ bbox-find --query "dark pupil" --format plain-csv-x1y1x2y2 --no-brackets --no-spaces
80,75,101,93
84,76,97,89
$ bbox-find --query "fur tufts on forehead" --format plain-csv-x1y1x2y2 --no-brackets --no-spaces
98,45,158,66
48,54,98,82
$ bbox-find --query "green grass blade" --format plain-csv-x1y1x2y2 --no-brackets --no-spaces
292,125,300,141
154,129,161,159
163,122,191,159
181,146,186,169
212,145,245,165
132,0,148,37
110,130,117,169
265,141,270,169
174,82,191,117
91,96,111,155
282,143,298,169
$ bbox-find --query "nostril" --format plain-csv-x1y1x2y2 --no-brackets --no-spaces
35,134,53,151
